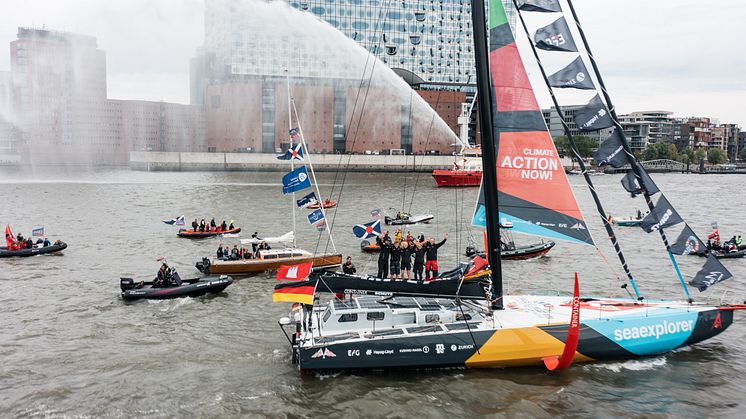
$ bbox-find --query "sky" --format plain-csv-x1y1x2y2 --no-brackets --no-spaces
0,0,744,126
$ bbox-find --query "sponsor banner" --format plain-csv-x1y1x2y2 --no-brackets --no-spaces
640,195,683,233
547,57,595,90
574,94,614,131
534,17,578,52
281,166,311,195
670,224,705,256
594,128,627,168
620,165,660,196
690,255,732,292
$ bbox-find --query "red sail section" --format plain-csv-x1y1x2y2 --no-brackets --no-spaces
490,44,540,111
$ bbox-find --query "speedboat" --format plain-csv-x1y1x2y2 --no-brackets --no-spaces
120,275,233,300
384,212,434,226
177,227,241,238
0,241,67,257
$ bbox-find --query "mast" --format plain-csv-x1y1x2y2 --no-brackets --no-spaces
471,0,503,310
291,100,337,253
565,0,691,301
512,2,642,300
286,72,297,248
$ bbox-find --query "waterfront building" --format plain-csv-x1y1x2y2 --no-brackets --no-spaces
192,0,517,154
616,111,675,152
5,27,206,164
541,106,605,143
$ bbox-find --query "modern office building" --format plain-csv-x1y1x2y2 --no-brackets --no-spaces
541,105,606,143
192,0,517,154
616,111,675,152
5,27,206,164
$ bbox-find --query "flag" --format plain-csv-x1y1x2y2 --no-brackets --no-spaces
296,192,318,208
370,208,381,219
5,224,17,248
289,128,301,140
534,17,578,52
670,225,705,256
620,165,660,197
277,143,304,161
574,94,614,131
314,220,327,231
273,279,317,304
690,255,732,292
277,262,313,281
162,215,185,226
640,195,684,233
547,57,595,90
32,227,45,237
708,229,720,242
282,166,311,194
517,0,562,12
352,219,382,239
307,209,325,225
710,221,719,230
594,128,627,168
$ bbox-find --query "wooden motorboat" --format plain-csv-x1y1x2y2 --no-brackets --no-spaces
196,248,342,275
177,227,241,238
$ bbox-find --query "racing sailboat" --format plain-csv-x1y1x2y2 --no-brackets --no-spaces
275,0,742,371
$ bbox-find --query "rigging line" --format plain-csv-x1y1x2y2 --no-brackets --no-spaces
565,0,691,302
513,2,642,300
322,0,396,255
405,90,443,214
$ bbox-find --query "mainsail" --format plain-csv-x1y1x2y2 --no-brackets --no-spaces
472,2,592,246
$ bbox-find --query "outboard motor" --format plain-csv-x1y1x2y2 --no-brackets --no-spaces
172,269,182,286
120,278,135,292
465,245,478,257
196,257,211,273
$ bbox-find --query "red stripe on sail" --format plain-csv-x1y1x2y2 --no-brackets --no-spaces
496,131,584,220
489,43,539,112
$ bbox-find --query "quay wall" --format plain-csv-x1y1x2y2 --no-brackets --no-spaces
130,151,577,173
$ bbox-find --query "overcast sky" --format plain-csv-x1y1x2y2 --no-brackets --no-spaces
1,0,744,126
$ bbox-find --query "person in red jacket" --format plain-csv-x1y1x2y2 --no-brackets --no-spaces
424,233,448,280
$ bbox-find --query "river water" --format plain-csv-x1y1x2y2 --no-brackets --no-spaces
1,167,745,418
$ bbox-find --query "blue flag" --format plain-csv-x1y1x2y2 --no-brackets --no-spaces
282,166,311,194
277,143,304,161
32,226,45,237
352,220,381,239
307,209,325,225
296,192,318,208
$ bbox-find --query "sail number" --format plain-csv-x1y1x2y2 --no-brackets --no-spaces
543,34,566,47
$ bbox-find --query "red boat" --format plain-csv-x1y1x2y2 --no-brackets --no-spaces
307,199,337,209
432,151,483,187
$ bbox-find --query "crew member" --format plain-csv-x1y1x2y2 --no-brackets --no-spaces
342,256,357,275
199,219,206,232
400,241,413,280
210,218,217,230
376,232,391,278
217,245,224,259
413,241,426,283
220,220,228,231
192,219,199,232
425,233,448,280
389,241,402,279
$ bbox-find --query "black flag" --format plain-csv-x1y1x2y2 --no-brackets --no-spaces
594,128,626,168
534,17,578,52
547,57,595,90
670,225,705,255
640,195,684,233
517,0,562,13
620,164,660,196
574,94,613,131
690,254,732,292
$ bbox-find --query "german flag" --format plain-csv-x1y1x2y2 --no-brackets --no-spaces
273,279,317,305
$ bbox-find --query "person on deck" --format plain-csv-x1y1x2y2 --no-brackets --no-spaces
342,256,357,275
251,232,261,253
424,233,448,280
231,245,240,259
210,218,217,230
389,241,402,279
229,221,235,230
400,240,413,280
217,245,224,259
376,232,391,279
220,220,227,231
199,219,206,232
737,236,743,247
26,238,34,249
413,241,426,283
155,263,172,287
43,238,51,247
192,219,199,232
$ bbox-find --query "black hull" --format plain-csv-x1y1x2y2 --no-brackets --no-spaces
0,242,67,258
695,250,746,259
121,276,233,300
465,241,554,260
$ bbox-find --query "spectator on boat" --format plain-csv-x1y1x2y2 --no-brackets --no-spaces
400,241,413,280
636,209,643,220
210,218,217,230
737,236,743,247
192,219,199,232
231,245,240,259
390,241,402,279
221,220,227,231
26,238,34,249
425,233,448,280
16,233,23,243
155,263,172,287
342,256,356,275
376,233,392,278
199,219,206,232
413,241,426,283
251,232,261,253
217,245,224,259
224,245,230,258
229,221,235,230
43,238,51,247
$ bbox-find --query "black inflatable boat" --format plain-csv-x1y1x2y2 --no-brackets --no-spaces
120,275,233,300
0,241,67,258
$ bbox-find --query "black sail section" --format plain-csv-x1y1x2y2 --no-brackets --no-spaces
640,195,684,233
574,94,613,131
517,0,563,13
547,57,595,90
534,17,578,52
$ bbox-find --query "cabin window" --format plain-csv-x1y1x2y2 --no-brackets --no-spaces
366,312,385,321
425,314,440,323
322,308,332,323
456,313,472,321
263,254,277,259
278,253,291,258
338,313,358,323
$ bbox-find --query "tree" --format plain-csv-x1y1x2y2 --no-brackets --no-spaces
641,142,677,161
553,135,597,158
707,148,727,165
679,146,695,164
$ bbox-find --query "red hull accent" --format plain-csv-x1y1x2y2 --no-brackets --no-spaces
432,170,483,187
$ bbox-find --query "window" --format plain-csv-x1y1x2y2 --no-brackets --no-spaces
367,312,385,321
323,308,332,323
425,314,440,323
338,313,358,323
